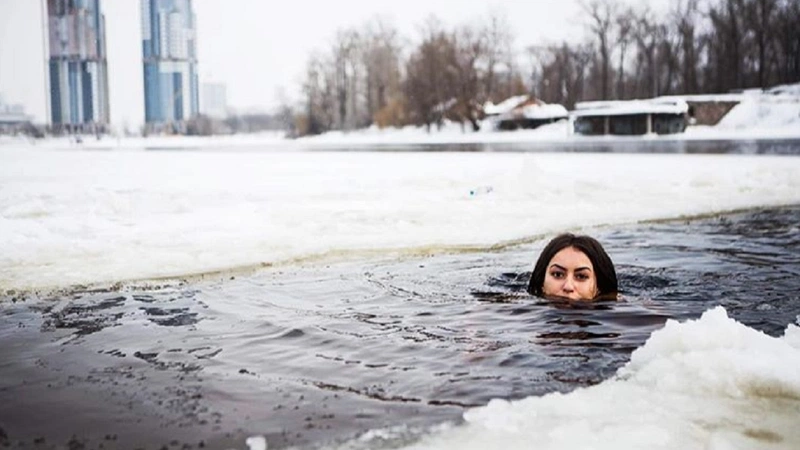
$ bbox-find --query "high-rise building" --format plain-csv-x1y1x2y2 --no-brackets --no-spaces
141,0,199,132
200,82,228,118
0,95,32,134
47,0,110,133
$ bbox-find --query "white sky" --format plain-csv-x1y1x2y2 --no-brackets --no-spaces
0,0,669,129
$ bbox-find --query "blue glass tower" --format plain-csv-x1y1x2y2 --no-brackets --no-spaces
141,0,199,132
47,0,110,133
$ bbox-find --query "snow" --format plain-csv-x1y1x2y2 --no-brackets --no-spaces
2,87,799,450
391,308,800,450
483,95,529,116
520,103,568,120
1,86,799,292
2,147,800,292
714,96,800,130
658,93,748,103
768,83,800,97
4,85,795,150
573,99,689,117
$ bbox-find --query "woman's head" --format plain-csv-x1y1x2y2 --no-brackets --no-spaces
527,233,618,301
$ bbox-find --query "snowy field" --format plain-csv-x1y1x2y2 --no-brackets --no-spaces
3,143,799,450
263,89,800,145
2,86,800,293
2,87,799,150
1,148,800,293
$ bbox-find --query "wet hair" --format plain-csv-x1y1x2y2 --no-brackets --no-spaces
527,233,618,300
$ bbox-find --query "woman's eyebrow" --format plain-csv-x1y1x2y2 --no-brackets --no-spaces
549,264,593,272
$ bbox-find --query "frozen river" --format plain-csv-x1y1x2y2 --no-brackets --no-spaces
1,140,799,449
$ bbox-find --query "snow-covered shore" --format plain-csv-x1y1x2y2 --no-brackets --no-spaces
2,147,800,292
2,88,799,151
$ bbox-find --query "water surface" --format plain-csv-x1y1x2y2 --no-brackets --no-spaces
294,138,800,155
2,205,798,449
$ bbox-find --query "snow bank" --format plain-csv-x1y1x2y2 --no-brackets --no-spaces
2,148,800,291
388,308,800,450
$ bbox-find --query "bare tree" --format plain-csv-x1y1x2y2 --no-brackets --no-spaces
581,0,619,100
708,0,747,91
404,16,457,131
525,45,547,97
361,18,405,127
451,23,487,131
630,6,664,98
481,10,514,102
534,43,591,109
669,0,703,94
294,0,800,136
330,29,361,130
746,0,779,87
774,0,800,84
300,52,335,135
614,7,634,98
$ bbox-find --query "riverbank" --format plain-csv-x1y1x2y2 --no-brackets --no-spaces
2,87,799,151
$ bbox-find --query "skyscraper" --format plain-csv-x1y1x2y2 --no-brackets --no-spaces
47,0,110,133
141,0,199,132
200,82,228,118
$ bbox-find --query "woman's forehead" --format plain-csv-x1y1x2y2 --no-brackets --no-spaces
550,247,593,267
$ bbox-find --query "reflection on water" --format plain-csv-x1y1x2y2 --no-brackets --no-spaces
1,206,799,449
295,139,800,155
139,138,800,155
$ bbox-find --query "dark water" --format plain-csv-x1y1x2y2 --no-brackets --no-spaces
1,206,799,450
294,139,800,155
141,138,800,155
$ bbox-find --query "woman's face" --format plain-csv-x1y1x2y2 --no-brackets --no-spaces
542,246,599,300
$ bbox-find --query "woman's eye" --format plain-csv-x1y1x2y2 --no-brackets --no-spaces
576,273,589,281
550,271,564,279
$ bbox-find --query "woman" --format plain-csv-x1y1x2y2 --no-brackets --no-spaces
527,233,618,301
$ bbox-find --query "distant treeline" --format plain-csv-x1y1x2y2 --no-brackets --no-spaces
184,111,293,136
290,0,800,136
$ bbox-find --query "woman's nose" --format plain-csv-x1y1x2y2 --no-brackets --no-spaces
562,276,575,292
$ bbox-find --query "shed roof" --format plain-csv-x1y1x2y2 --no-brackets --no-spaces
572,99,689,117
519,103,568,119
483,95,529,116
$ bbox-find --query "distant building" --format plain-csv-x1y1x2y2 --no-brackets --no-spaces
141,0,199,133
658,94,744,126
47,0,110,134
483,95,568,131
200,82,228,118
571,99,689,136
0,95,33,134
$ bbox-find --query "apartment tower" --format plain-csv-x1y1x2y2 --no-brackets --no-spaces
141,0,199,133
47,0,110,133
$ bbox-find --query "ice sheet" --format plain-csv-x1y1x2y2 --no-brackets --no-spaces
2,148,800,291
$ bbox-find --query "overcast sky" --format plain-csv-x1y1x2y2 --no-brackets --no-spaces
0,0,668,129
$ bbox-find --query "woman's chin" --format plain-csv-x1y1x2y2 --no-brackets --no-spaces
542,293,594,302
540,292,618,303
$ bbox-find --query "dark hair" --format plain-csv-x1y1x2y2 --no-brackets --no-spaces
527,233,618,299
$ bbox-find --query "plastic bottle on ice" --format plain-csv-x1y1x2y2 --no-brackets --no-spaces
469,186,494,196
